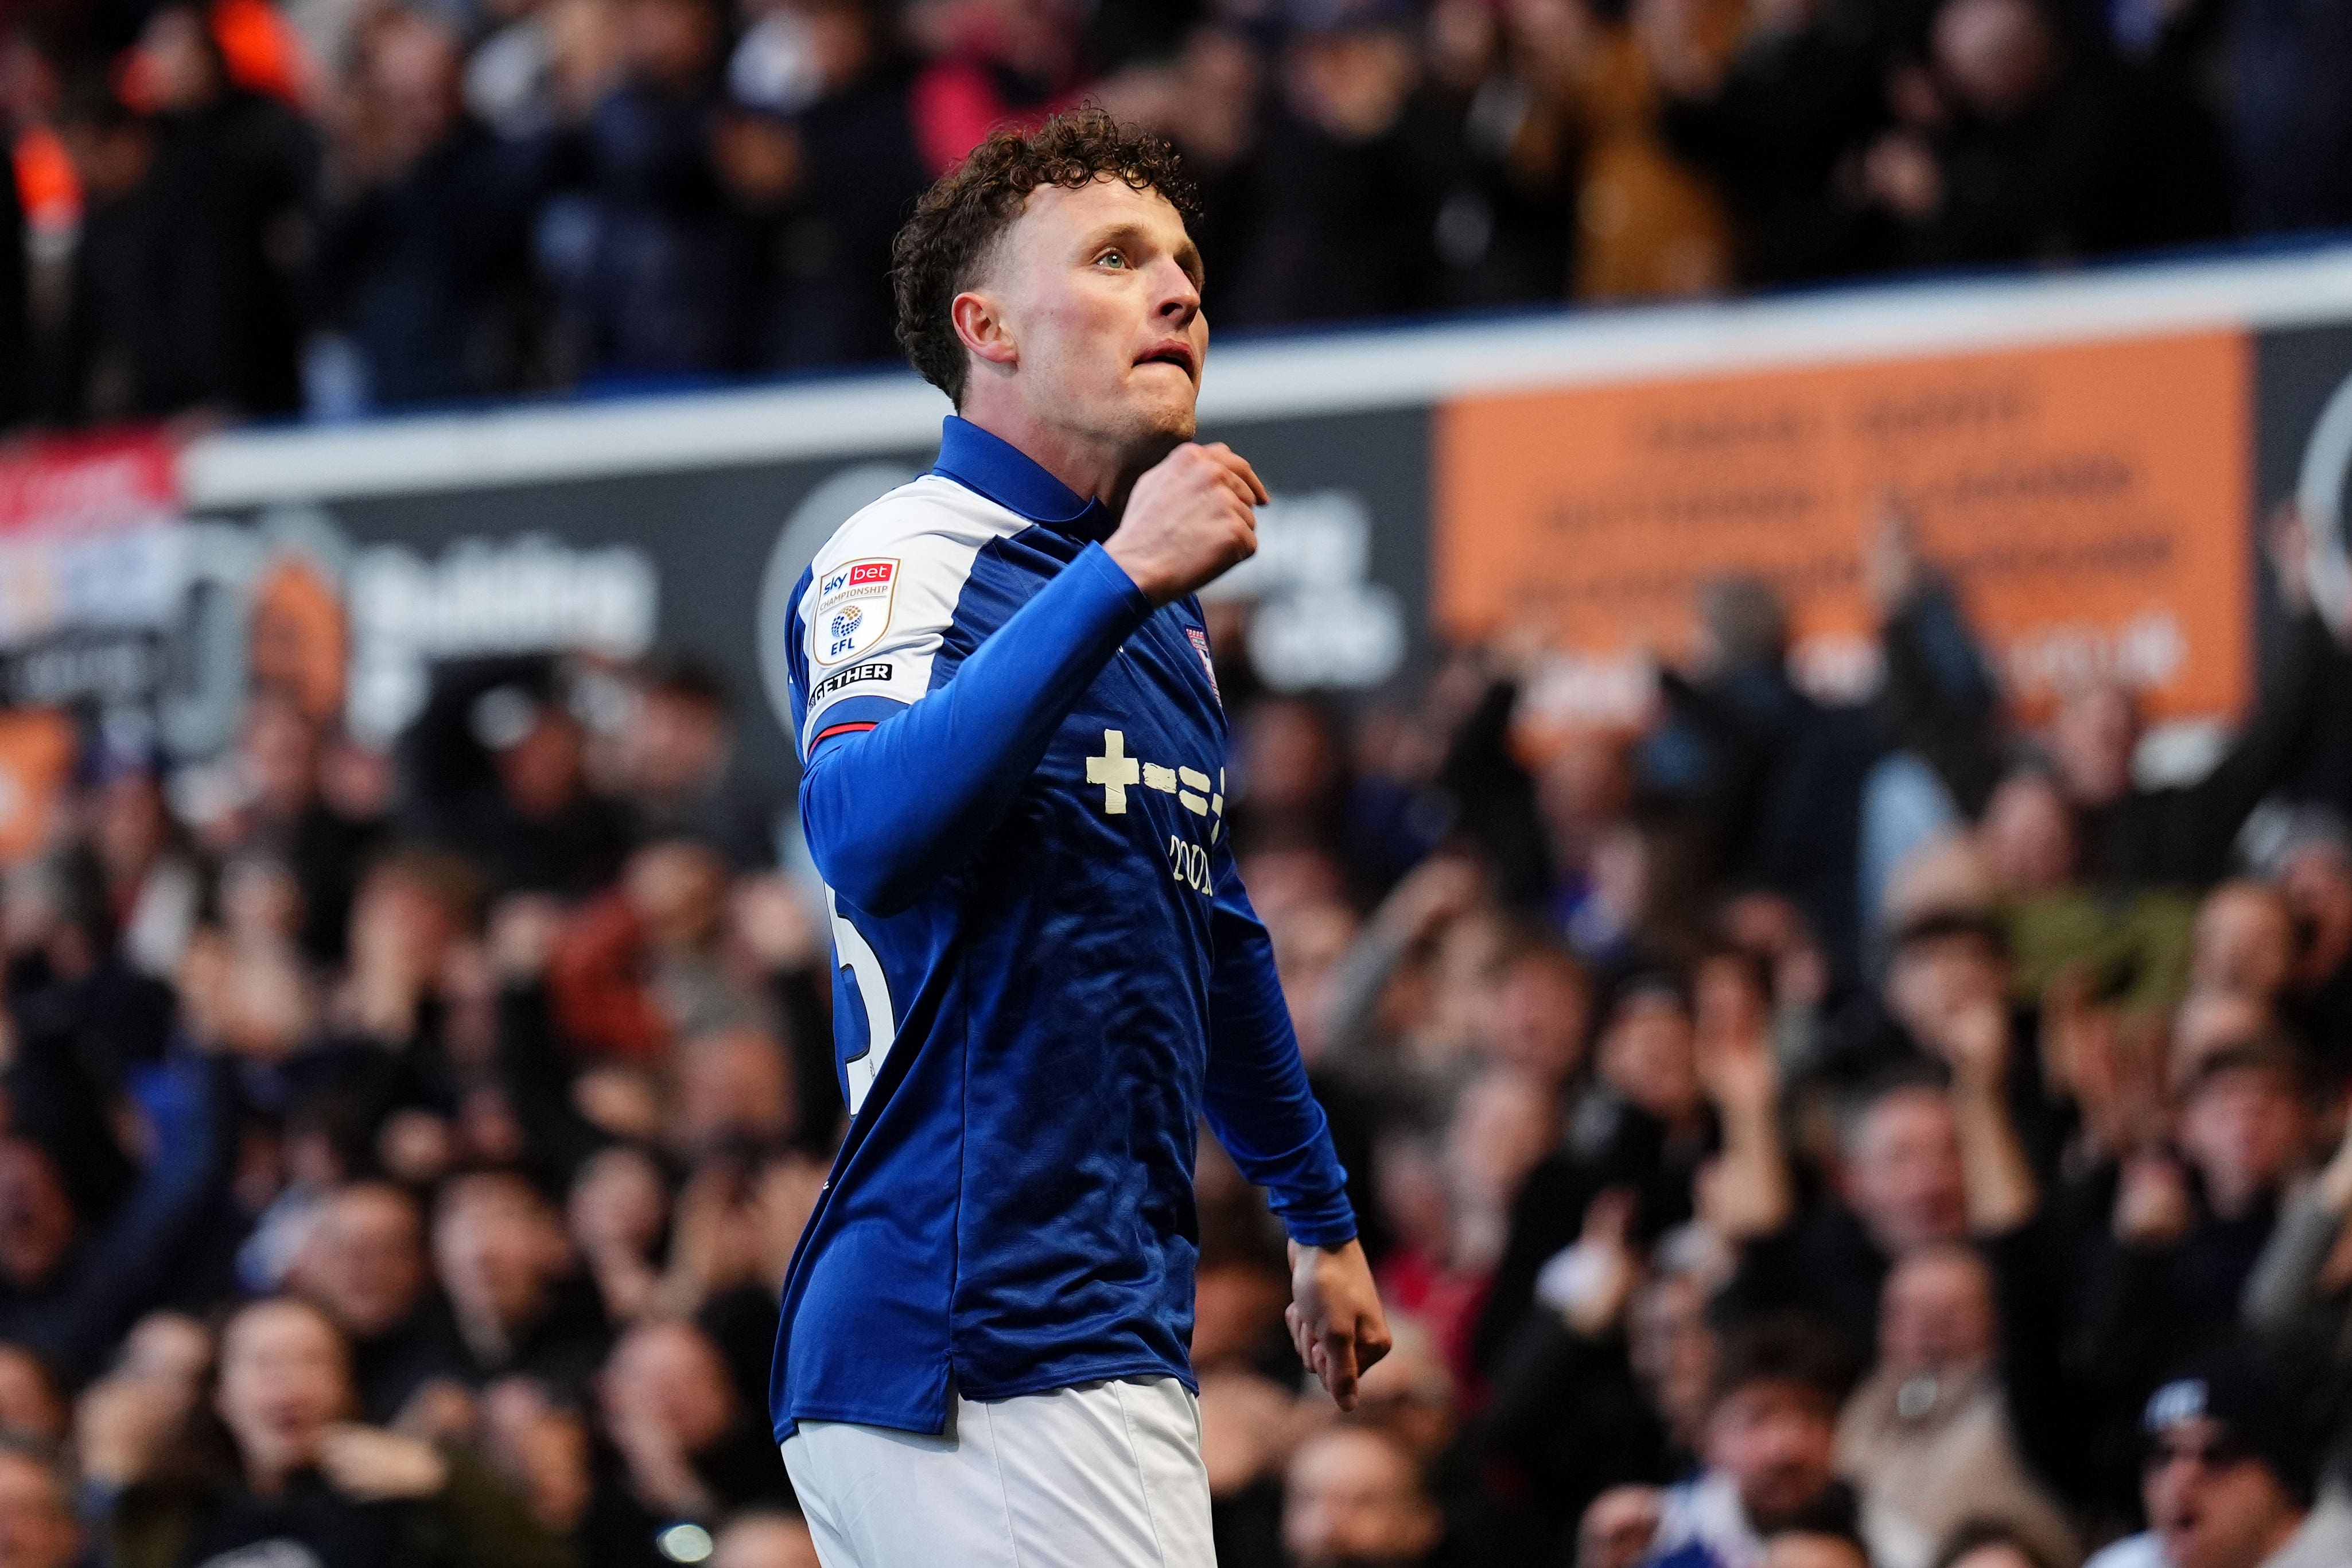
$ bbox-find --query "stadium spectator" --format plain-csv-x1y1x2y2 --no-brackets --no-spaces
2262,818,2352,1081
397,659,633,900
1657,0,1887,285
1937,1524,2061,1568
1480,1195,1694,1547
0,1056,237,1383
0,111,25,426
1760,1530,1871,1568
95,2,316,419
226,690,388,965
1,0,2349,428
0,1346,67,1450
710,1507,822,1568
2224,0,2352,235
100,1295,571,1568
314,6,537,408
417,1169,611,1399
585,1318,794,1568
1855,0,2151,267
2074,1044,2308,1399
1879,507,2333,894
0,1442,83,1568
1604,1316,1863,1568
726,0,930,368
1710,1062,2017,1363
285,1181,440,1422
2240,1097,2352,1470
551,0,747,377
1837,1244,2078,1568
1220,3,1434,326
2082,1349,2352,1568
606,653,772,868
1281,1422,1447,1568
1642,574,1881,978
2187,882,2297,1004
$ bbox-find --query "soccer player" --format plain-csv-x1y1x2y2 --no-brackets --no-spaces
770,110,1390,1566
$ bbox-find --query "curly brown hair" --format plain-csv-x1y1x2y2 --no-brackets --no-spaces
890,107,1203,406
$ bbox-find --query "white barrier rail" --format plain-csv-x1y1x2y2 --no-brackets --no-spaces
180,242,2352,508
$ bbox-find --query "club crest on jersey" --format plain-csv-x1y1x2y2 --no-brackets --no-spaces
813,557,898,664
1186,627,1221,705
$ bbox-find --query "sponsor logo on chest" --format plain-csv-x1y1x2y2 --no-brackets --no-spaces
1083,727,1226,896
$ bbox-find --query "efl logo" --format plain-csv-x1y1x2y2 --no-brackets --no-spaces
813,555,900,666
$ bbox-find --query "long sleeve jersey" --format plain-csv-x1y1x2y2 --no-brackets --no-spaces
768,417,1355,1438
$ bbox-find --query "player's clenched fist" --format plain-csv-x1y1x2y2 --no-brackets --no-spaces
1106,442,1269,606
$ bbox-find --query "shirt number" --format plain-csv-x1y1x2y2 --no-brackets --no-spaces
828,889,897,1116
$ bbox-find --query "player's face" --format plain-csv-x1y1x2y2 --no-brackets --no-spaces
975,176,1207,458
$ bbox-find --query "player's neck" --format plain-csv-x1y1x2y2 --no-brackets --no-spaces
955,399,1158,516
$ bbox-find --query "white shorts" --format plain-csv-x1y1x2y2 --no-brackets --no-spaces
780,1377,1215,1568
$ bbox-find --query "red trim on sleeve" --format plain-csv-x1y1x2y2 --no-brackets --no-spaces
813,721,880,745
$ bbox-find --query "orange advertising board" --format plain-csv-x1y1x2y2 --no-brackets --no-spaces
1434,330,2253,722
0,709,76,865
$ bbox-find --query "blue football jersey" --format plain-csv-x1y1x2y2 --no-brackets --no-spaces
770,417,1356,1439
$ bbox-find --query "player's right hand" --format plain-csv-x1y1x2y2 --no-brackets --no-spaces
1285,1238,1391,1412
1106,441,1268,606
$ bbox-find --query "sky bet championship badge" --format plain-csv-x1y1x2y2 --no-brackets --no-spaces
814,558,899,664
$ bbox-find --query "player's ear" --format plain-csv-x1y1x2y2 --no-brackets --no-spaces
951,290,1018,376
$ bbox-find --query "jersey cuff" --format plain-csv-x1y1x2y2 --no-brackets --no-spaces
1282,1213,1360,1249
802,694,911,758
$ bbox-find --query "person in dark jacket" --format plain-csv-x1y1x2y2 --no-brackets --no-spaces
104,1295,572,1568
1222,3,1437,327
230,691,388,968
4,839,172,1224
1877,504,2338,892
398,1170,612,1405
396,659,633,901
608,653,774,871
580,1319,792,1568
720,0,931,371
2061,1044,2313,1516
1713,996,2042,1371
0,1055,238,1384
2226,0,2352,235
1853,0,2152,269
1642,577,1884,981
1660,0,1892,285
67,4,317,419
1602,1317,1865,1568
314,7,536,408
286,1182,445,1426
554,0,745,378
0,130,28,429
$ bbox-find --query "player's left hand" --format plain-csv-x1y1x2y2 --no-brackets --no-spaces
1285,1239,1390,1412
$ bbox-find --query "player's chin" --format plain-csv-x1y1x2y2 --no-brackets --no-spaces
1111,402,1197,466
1121,376,1198,438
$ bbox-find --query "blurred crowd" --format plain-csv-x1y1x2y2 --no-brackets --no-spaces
0,469,2350,1568
2,0,2351,429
